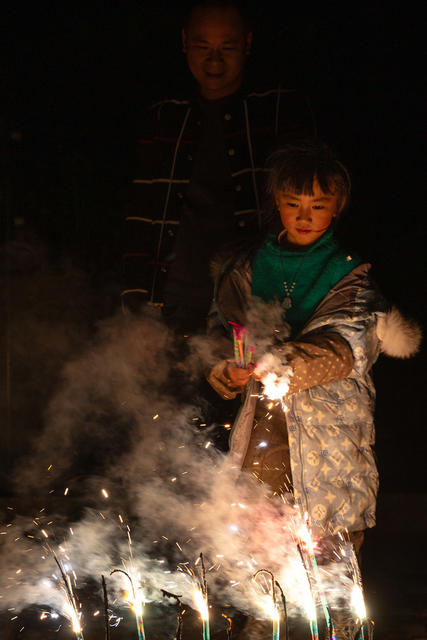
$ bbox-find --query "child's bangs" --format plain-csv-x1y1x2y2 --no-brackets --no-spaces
276,169,337,196
266,142,351,213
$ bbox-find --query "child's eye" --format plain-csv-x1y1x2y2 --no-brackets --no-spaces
286,202,298,207
313,205,325,210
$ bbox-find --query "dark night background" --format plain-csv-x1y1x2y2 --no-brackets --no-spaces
1,2,426,638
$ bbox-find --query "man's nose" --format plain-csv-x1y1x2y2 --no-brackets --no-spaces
206,48,224,62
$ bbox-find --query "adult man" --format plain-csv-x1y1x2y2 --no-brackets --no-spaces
122,0,314,332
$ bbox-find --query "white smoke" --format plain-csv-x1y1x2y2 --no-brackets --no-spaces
0,307,358,635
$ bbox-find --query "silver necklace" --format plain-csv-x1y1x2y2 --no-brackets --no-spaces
278,231,308,308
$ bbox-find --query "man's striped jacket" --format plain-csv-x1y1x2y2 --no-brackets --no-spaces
122,84,314,313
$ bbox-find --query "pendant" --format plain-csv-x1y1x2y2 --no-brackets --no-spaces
282,295,292,309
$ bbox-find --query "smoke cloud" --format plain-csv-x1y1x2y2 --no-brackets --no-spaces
1,302,357,636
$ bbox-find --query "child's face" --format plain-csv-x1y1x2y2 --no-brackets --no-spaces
275,179,339,247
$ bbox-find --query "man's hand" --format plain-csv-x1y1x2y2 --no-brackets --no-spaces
225,363,254,387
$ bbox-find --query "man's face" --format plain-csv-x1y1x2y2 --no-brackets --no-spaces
182,6,252,100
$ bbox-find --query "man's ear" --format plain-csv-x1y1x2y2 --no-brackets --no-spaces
245,31,253,55
182,28,188,53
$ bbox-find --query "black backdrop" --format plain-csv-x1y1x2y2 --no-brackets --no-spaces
1,3,426,637
3,0,424,489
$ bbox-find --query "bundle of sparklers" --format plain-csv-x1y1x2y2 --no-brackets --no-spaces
229,322,254,368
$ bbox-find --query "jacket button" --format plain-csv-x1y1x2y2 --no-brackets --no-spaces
187,154,193,161
224,113,232,121
238,220,246,227
228,148,235,156
235,184,242,192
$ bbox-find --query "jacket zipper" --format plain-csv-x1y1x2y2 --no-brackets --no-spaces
290,395,310,515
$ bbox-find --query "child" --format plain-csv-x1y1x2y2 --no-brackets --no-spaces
207,140,420,555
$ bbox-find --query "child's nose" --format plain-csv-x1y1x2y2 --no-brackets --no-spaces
298,206,312,221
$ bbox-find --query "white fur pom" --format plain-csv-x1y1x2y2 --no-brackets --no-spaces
376,307,422,358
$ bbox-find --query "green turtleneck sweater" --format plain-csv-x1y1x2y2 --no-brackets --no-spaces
251,229,361,336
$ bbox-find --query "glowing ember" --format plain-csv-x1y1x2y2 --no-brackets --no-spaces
260,372,289,405
125,582,144,618
257,592,279,622
296,519,336,640
252,570,281,640
63,599,82,634
193,584,209,621
352,583,366,620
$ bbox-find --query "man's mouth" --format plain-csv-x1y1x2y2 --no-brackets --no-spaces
204,70,224,78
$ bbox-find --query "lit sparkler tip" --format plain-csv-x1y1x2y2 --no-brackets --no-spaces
193,585,209,621
101,488,109,499
257,594,280,622
351,583,367,620
111,568,145,618
63,600,83,634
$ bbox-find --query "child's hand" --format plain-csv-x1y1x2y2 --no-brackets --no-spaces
225,363,254,387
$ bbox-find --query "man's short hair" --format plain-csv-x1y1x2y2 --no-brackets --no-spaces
183,0,251,33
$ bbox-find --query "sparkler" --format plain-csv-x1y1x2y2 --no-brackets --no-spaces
174,601,186,640
253,569,280,640
296,545,319,640
110,569,146,640
161,589,186,640
101,575,111,640
345,543,374,640
193,553,210,640
297,520,337,640
221,613,232,640
53,553,84,640
274,579,289,640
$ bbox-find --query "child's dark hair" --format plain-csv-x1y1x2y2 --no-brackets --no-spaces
265,140,351,216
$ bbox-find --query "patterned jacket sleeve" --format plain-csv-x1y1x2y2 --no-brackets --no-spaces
207,331,354,400
284,331,354,395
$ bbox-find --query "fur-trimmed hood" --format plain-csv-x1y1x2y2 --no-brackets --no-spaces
376,307,422,358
